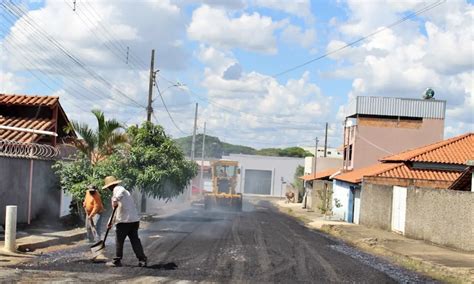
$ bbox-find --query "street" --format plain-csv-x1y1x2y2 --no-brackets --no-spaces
1,199,432,283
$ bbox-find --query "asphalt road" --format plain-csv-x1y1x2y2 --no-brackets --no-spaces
1,199,433,283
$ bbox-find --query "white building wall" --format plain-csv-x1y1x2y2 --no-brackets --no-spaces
222,154,304,197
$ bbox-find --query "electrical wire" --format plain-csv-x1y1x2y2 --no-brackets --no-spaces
0,23,142,110
270,0,446,79
1,2,145,108
153,79,189,135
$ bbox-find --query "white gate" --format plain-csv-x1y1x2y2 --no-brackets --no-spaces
391,186,407,234
353,188,361,224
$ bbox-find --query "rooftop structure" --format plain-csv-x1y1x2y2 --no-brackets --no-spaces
342,96,446,171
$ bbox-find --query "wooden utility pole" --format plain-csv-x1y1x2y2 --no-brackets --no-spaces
142,49,155,213
199,122,206,193
191,103,198,161
146,49,155,122
324,122,328,158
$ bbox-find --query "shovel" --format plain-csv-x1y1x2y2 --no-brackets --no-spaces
90,206,117,259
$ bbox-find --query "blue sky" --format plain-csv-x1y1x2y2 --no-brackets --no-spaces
0,0,472,148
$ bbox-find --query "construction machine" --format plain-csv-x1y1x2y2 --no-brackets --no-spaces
204,160,242,211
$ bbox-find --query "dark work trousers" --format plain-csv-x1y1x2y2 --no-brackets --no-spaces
114,221,147,261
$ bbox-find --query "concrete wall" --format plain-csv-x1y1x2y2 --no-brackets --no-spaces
304,156,342,175
222,154,304,197
359,182,393,230
0,157,61,224
405,188,474,251
309,180,333,214
349,118,444,170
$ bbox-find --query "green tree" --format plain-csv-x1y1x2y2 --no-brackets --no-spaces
125,122,198,200
68,109,127,165
294,165,305,200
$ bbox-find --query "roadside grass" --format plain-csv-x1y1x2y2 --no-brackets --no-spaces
278,204,471,284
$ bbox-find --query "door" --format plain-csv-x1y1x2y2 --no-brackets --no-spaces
244,169,272,195
391,186,407,234
353,188,361,224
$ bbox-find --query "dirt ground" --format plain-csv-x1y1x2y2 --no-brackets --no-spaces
0,199,435,283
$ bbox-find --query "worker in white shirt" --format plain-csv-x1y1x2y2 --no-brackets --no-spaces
102,176,147,267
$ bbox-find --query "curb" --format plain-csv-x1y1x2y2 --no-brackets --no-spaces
16,231,86,252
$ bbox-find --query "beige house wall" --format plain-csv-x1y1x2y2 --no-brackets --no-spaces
350,118,444,170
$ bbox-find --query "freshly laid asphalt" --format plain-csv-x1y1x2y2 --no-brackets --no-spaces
1,199,435,283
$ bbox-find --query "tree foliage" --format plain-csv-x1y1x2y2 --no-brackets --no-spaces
67,109,127,164
55,120,197,213
125,122,198,200
256,147,313,158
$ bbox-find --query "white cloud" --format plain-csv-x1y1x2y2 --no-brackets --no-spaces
195,45,334,146
280,25,316,49
187,5,284,54
254,0,314,24
0,71,25,93
329,0,474,138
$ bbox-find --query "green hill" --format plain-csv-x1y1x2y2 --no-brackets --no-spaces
174,135,312,159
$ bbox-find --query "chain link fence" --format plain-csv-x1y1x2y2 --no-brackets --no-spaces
0,138,59,160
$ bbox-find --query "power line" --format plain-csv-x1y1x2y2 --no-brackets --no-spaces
154,79,189,135
1,2,145,108
270,0,446,79
0,22,141,110
79,1,149,70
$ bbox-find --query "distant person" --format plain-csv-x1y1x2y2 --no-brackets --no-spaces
102,176,147,267
82,185,104,243
219,168,227,177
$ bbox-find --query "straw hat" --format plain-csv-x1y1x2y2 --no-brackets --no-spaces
102,176,122,189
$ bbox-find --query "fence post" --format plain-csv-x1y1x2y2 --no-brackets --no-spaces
5,205,17,252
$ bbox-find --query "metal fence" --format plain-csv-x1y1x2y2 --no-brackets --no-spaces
0,138,59,160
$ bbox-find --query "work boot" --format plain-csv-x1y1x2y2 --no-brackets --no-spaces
138,257,147,267
106,259,122,267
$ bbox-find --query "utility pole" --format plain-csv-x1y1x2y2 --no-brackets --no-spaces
324,122,328,158
189,103,198,200
199,122,206,194
313,137,319,174
191,103,198,161
141,49,155,213
146,49,155,122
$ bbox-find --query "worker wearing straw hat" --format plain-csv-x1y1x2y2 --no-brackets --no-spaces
102,176,147,267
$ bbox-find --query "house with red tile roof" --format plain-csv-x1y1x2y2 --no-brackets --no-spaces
0,93,77,224
351,133,474,251
0,93,75,146
329,133,473,225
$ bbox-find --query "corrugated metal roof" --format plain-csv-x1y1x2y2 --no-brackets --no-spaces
381,133,474,165
0,94,58,107
0,116,55,143
346,96,446,119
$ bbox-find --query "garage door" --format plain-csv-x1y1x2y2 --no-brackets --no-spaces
244,169,272,195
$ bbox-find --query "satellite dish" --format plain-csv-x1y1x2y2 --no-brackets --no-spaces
423,88,435,99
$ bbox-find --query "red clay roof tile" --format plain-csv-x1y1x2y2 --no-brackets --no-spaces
381,133,474,165
0,94,58,107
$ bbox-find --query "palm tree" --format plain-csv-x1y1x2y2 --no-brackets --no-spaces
68,109,127,164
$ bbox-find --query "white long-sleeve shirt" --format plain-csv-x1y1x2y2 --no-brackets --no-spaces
112,186,140,224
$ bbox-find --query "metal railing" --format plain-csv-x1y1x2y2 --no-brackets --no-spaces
0,139,60,160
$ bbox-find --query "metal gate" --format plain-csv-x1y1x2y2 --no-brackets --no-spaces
391,186,407,234
244,169,272,195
